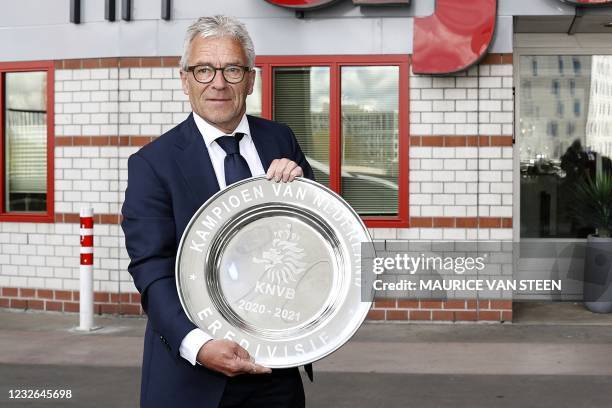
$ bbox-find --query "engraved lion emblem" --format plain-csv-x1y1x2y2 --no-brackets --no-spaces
252,226,307,284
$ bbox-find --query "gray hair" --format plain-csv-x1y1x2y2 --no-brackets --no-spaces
180,15,255,71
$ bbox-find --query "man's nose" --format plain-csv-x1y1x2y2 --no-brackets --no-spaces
210,69,228,89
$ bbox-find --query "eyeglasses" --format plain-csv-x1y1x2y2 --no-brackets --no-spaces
186,64,251,84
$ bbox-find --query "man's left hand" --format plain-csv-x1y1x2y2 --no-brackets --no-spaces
266,158,303,183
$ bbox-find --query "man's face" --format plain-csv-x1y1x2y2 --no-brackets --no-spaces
180,36,255,133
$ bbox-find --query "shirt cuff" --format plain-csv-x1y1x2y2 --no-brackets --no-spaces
179,328,212,366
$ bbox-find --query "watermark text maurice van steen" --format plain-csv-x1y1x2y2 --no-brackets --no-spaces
370,253,562,292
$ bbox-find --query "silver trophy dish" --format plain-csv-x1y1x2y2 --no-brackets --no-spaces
176,176,373,368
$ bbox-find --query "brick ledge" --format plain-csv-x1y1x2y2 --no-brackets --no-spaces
0,287,143,316
51,213,513,228
410,135,513,147
1,288,513,322
368,299,513,322
56,134,514,148
53,54,513,70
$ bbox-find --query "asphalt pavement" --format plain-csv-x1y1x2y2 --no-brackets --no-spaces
1,309,612,408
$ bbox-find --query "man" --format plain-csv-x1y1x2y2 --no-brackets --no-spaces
121,15,314,408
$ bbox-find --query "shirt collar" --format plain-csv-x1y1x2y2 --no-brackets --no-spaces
192,112,251,148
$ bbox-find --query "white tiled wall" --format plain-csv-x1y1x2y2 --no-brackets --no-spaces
0,64,514,294
410,65,513,136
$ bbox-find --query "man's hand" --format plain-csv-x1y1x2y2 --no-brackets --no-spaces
266,158,303,183
196,339,271,377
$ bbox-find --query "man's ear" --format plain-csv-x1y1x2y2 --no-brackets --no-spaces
180,70,189,95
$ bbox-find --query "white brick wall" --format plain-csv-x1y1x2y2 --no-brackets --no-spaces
410,146,513,219
370,227,513,241
409,64,514,223
410,65,513,136
54,68,188,137
0,63,515,297
0,222,133,293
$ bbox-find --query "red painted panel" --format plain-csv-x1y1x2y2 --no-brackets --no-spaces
80,253,93,265
413,0,497,74
265,0,338,9
329,63,341,193
0,71,4,219
81,235,93,247
81,217,94,229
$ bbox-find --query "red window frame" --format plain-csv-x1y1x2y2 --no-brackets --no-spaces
255,55,410,228
0,60,55,223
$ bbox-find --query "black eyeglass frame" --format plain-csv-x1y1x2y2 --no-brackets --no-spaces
185,64,252,84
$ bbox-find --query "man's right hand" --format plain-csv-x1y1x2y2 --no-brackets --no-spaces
196,339,272,377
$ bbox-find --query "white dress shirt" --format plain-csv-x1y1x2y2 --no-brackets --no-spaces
193,112,266,189
179,112,266,365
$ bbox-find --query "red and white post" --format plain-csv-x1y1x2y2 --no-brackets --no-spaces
78,207,95,331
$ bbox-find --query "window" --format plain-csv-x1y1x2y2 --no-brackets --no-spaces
519,55,612,238
0,61,54,222
547,121,558,137
572,57,582,76
246,67,262,117
532,59,538,76
522,79,532,98
567,121,576,137
252,56,409,227
551,79,560,96
273,67,331,187
340,66,400,216
574,100,581,117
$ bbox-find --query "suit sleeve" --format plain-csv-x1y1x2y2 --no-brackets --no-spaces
121,153,197,359
286,126,315,182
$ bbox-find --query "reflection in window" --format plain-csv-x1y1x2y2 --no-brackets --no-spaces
573,57,582,76
556,102,564,117
4,71,47,212
574,100,581,117
551,79,560,96
520,55,612,238
547,121,558,137
523,80,532,98
340,66,399,216
246,67,262,117
567,122,576,138
586,56,612,159
273,67,330,187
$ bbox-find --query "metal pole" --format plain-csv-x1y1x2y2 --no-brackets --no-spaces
79,207,94,331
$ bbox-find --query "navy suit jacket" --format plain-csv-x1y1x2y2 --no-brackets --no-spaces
121,114,314,408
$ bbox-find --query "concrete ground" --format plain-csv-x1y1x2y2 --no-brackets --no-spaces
1,308,612,408
514,301,612,325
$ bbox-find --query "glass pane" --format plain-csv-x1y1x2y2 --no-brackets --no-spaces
519,56,612,238
341,66,399,216
273,67,330,187
4,71,48,213
246,67,262,117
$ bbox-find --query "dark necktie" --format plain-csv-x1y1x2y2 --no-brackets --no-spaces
215,133,252,186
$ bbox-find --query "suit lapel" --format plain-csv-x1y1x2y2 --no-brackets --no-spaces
173,114,220,205
248,115,279,172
